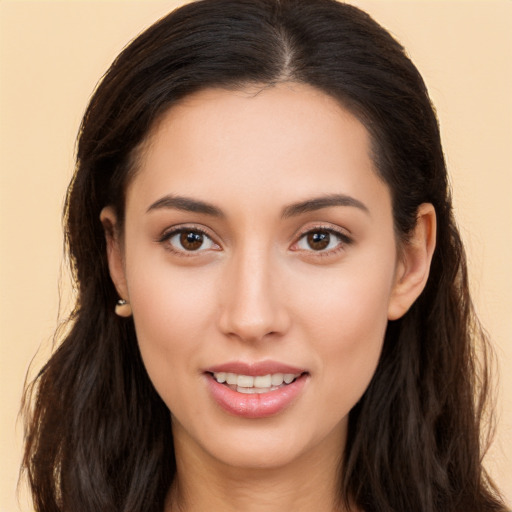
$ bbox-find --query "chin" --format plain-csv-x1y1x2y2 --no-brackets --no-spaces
173,411,348,473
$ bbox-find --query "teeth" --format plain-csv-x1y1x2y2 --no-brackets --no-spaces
226,373,237,385
254,375,272,388
213,371,301,390
283,374,295,384
237,386,271,394
271,373,284,386
237,375,254,387
215,372,227,383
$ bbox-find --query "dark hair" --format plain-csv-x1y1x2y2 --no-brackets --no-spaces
22,1,506,511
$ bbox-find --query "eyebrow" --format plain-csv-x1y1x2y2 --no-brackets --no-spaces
146,193,369,218
146,195,224,217
281,194,369,218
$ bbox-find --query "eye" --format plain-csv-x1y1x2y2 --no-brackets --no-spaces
161,228,219,253
294,228,350,253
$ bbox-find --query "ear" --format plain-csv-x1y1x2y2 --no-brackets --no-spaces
100,206,129,302
388,203,436,320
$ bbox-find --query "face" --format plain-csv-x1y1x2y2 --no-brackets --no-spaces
104,83,432,472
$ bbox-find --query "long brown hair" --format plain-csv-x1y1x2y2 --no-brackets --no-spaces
22,1,507,511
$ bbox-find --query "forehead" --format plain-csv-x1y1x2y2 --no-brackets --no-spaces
126,83,389,217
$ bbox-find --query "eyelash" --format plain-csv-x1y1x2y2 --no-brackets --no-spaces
158,225,352,257
292,226,352,256
158,225,219,256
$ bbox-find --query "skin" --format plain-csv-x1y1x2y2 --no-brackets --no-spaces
102,83,436,512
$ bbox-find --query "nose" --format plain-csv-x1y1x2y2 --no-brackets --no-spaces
218,246,290,343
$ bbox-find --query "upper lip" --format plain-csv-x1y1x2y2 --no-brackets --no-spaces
205,360,307,376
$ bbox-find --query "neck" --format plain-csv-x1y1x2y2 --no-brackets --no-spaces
165,423,352,512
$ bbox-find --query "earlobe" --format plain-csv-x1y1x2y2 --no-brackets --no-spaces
100,206,130,304
388,203,437,320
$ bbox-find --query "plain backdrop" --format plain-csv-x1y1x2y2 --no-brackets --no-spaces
1,1,510,510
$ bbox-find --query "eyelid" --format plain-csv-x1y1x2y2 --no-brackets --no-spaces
158,224,221,255
156,222,351,256
290,224,353,254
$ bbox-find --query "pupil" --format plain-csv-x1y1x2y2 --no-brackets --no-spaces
180,231,203,250
307,231,330,250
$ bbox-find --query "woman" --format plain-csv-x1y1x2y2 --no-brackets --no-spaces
22,0,508,511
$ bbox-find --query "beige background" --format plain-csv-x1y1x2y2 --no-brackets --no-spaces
0,1,510,510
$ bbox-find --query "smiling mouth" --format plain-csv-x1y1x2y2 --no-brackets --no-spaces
209,372,304,394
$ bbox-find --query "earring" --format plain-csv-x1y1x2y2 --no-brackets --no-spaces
115,299,132,317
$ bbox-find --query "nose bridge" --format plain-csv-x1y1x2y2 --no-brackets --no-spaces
218,240,288,341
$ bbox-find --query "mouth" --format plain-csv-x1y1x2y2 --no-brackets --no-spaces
208,371,304,394
204,362,309,418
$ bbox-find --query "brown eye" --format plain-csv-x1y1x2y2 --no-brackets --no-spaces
306,231,330,251
164,229,217,253
294,228,350,253
180,231,204,251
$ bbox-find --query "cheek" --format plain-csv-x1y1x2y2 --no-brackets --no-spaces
296,262,394,399
124,252,219,400
298,259,393,338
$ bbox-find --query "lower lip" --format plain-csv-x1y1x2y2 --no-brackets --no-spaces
205,373,308,419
